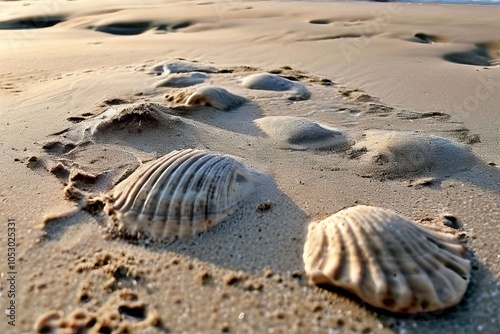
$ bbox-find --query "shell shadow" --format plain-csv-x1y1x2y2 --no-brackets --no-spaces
309,248,498,333
168,101,265,137
450,163,500,195
151,173,309,275
41,209,99,242
443,43,500,67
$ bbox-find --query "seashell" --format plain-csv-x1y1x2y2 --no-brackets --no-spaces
303,205,471,313
185,86,245,111
254,116,349,151
150,60,218,75
107,149,256,242
241,73,310,101
349,130,476,179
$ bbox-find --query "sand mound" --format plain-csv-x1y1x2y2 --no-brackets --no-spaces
241,73,310,101
254,116,349,151
61,103,180,142
154,72,207,88
349,131,477,179
150,60,218,75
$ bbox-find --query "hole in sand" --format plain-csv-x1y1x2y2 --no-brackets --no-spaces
0,16,66,29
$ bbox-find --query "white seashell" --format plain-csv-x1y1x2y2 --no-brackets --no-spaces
254,116,349,151
107,149,256,242
241,73,310,101
150,60,218,75
303,205,471,313
185,86,245,111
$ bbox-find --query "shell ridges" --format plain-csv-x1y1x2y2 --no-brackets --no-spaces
108,149,255,242
303,205,471,313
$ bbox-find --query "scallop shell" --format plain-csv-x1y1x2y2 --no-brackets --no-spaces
303,205,471,313
107,149,256,242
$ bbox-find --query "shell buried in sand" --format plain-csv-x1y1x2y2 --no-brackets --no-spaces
150,60,218,75
254,116,349,151
303,205,471,313
350,131,476,179
106,149,257,243
154,72,208,88
185,86,245,111
241,73,310,101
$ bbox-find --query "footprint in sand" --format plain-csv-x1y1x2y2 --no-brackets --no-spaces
348,130,478,180
308,19,332,25
308,17,371,27
299,33,372,42
0,15,66,29
90,20,193,35
254,116,349,151
413,33,450,44
444,41,500,67
241,73,310,101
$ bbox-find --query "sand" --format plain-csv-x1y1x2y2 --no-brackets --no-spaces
0,0,499,333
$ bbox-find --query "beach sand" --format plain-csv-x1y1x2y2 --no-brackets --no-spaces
0,0,499,333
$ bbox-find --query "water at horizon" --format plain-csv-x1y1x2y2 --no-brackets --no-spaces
315,0,500,5
360,0,500,5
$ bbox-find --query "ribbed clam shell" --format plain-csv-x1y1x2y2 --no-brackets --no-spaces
108,149,255,242
303,205,471,313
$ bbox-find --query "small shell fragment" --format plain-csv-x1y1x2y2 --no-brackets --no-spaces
303,205,471,313
107,149,256,242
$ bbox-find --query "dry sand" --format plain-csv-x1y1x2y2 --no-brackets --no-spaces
0,0,499,333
